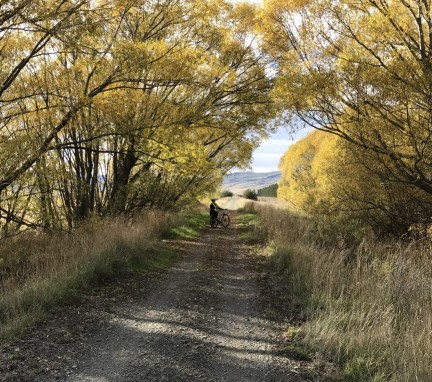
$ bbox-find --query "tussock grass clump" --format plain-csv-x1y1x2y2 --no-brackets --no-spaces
252,204,432,382
0,211,177,340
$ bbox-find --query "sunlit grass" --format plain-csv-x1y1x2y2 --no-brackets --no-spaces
162,212,208,240
249,204,432,382
236,211,267,244
0,210,204,341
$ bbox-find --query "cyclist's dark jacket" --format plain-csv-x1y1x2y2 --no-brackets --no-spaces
210,201,221,218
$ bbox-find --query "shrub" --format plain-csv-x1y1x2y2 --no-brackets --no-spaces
243,188,258,200
221,190,234,197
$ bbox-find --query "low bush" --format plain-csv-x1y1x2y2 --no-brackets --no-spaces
221,190,234,197
243,188,258,200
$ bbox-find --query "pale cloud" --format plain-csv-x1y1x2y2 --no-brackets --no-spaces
252,166,281,173
253,152,283,158
256,139,292,150
250,127,310,172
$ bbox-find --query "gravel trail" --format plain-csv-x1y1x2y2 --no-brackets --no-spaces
1,212,305,382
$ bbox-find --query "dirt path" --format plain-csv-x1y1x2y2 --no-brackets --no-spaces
0,212,307,382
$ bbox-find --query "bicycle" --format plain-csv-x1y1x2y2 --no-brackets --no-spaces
210,210,230,228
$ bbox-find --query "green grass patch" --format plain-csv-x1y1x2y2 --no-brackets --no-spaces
0,310,46,342
342,357,388,382
269,245,314,304
283,343,312,362
239,230,267,244
129,243,177,273
163,212,208,240
282,326,312,361
237,212,267,244
238,212,258,224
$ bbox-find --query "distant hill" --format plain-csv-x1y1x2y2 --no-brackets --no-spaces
222,171,281,194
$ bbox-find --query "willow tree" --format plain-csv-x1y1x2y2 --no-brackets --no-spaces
0,0,275,233
0,0,94,231
261,0,432,200
279,129,432,236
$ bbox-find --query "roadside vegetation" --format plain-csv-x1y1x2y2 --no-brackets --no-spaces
249,203,432,381
257,184,278,198
243,189,258,201
0,210,207,341
266,1,432,378
0,0,275,238
236,210,266,245
220,190,234,198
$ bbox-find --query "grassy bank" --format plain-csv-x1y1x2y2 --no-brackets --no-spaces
0,210,208,341
249,204,432,382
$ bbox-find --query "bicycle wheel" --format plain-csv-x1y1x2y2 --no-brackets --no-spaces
210,215,218,228
220,213,230,228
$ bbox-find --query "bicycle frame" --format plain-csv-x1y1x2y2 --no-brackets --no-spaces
210,210,230,228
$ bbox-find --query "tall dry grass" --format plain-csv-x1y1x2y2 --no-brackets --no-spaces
251,203,432,382
0,211,174,340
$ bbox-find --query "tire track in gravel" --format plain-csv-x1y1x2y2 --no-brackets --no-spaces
1,211,306,382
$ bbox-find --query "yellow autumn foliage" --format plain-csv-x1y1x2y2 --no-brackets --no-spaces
0,0,276,233
279,129,432,237
264,0,432,212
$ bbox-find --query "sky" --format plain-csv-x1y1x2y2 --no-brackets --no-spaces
249,127,309,173
228,0,309,173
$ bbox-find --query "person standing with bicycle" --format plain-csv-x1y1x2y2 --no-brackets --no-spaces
210,198,223,222
209,198,230,228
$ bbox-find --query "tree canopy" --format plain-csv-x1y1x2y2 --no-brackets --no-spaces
262,0,432,191
0,0,276,235
4,0,432,237
263,0,432,235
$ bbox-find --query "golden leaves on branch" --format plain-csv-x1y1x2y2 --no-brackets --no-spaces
0,0,276,233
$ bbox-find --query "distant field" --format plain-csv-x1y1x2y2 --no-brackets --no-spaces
256,197,290,209
216,196,289,210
